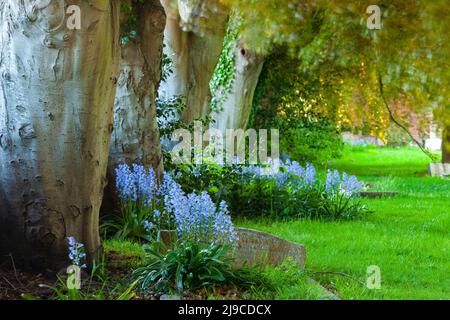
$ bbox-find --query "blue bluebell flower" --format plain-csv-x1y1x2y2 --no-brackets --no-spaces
67,237,86,268
340,172,363,196
326,169,341,193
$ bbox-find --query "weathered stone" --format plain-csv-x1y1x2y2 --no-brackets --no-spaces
158,228,307,268
429,163,450,177
232,228,306,268
359,191,398,198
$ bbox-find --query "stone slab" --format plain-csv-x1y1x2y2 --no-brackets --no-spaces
429,163,450,177
359,191,398,198
158,228,307,269
232,228,306,268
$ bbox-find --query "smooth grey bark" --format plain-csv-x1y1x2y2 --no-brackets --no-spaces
109,0,165,177
103,0,166,214
0,0,120,270
212,42,264,132
159,0,229,124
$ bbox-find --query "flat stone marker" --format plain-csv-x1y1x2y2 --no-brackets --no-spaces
359,191,398,198
158,228,307,268
232,228,306,268
429,163,450,177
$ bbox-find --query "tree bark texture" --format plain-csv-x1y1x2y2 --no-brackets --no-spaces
109,0,165,176
159,0,229,124
443,125,450,163
103,0,166,215
0,0,120,270
212,42,264,133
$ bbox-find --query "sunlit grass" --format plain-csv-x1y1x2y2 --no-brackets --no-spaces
329,145,441,176
238,146,450,300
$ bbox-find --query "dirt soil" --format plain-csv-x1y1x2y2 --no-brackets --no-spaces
0,259,57,300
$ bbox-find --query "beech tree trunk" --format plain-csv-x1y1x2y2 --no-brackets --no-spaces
109,0,165,176
103,0,166,213
212,42,264,132
159,0,229,124
0,0,120,270
443,126,450,163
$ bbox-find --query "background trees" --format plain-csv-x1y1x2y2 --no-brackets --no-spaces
224,0,449,161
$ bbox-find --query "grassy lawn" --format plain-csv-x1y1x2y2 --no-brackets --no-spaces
238,146,450,300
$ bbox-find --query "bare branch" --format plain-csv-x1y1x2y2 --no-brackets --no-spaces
377,73,437,162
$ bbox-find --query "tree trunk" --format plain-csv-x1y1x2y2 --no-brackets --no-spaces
443,126,450,163
109,1,165,175
103,0,166,213
0,0,120,270
212,42,264,132
159,0,229,124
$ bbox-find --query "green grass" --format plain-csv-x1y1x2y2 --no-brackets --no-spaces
238,146,450,300
329,145,441,176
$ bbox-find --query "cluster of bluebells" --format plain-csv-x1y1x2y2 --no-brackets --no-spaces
233,158,318,191
174,157,366,220
115,164,237,246
325,169,363,196
182,157,363,198
67,237,86,269
173,192,237,245
277,160,317,190
181,157,321,192
160,173,237,245
116,164,157,205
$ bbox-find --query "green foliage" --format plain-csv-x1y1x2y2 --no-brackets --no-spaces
250,48,343,164
278,117,343,165
156,95,214,170
120,0,145,44
101,203,151,242
210,15,242,112
173,162,368,221
156,95,186,139
133,242,237,294
161,48,173,83
229,0,449,144
320,192,369,221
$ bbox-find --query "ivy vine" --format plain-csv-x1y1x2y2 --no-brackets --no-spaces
120,0,144,44
209,15,242,112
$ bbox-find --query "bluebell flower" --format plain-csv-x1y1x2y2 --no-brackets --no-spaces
115,164,138,201
304,163,317,188
144,221,154,233
340,172,363,196
191,167,201,178
326,169,341,193
114,164,238,246
325,170,363,196
173,191,237,245
67,237,86,268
